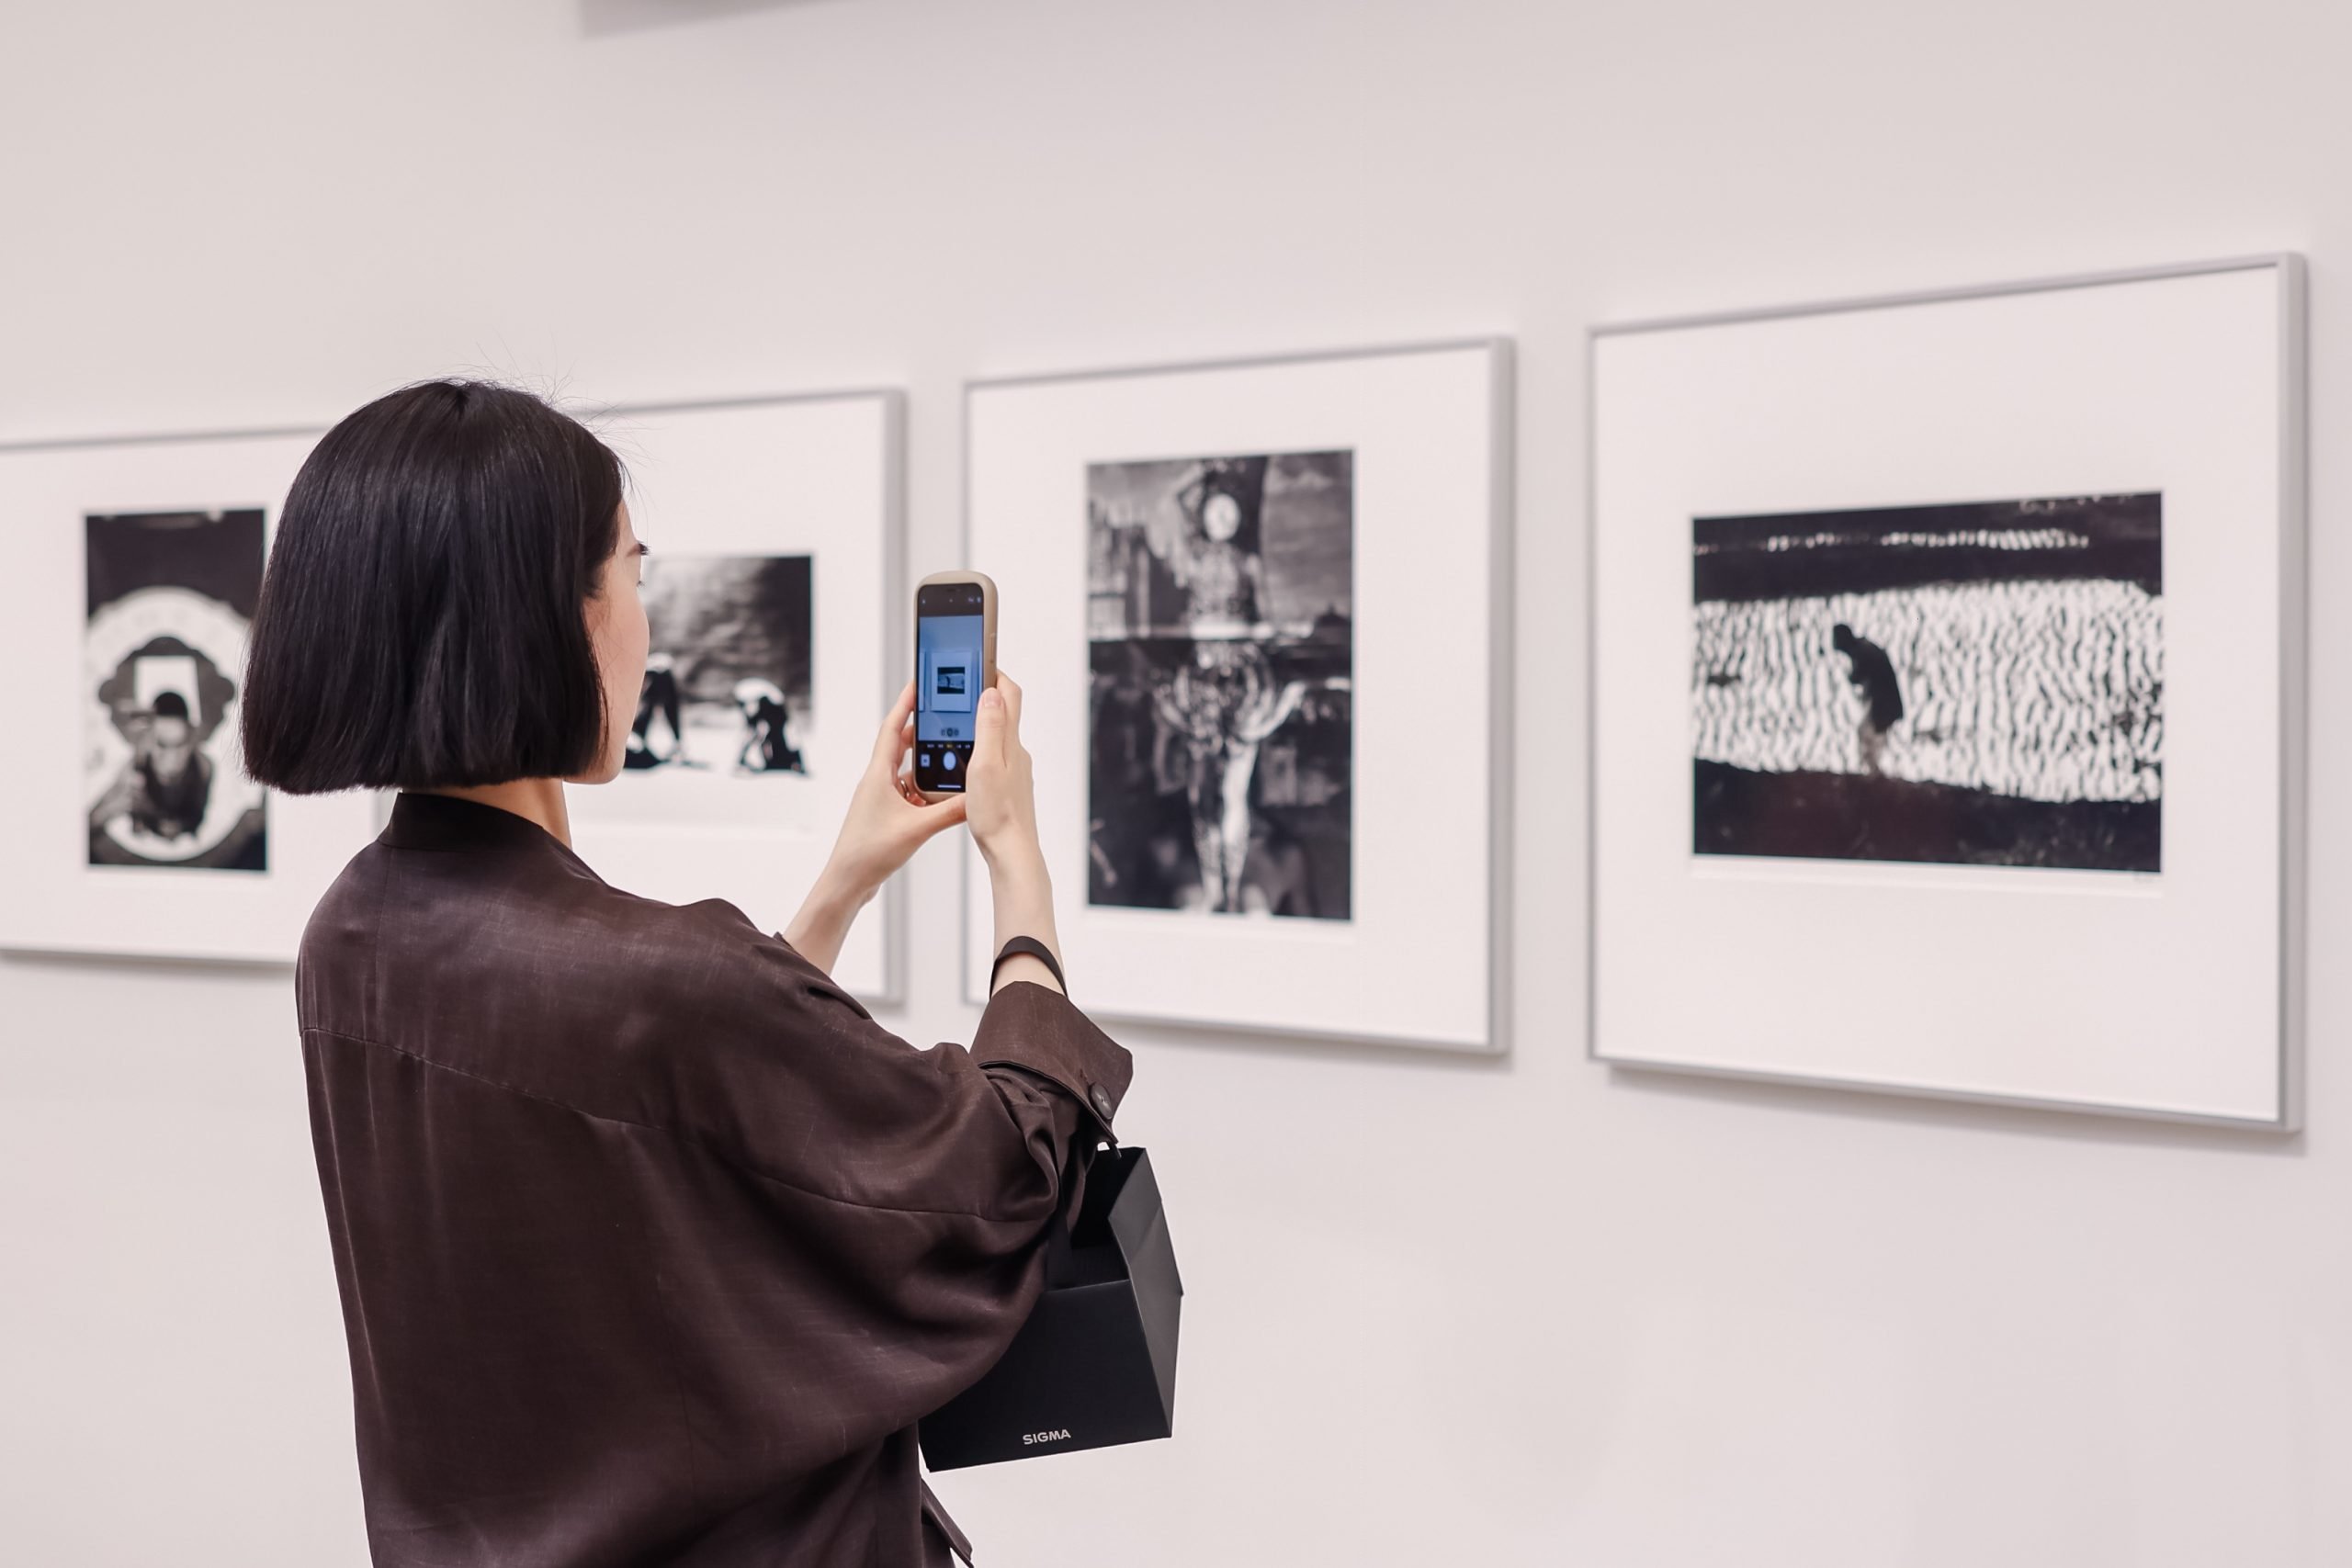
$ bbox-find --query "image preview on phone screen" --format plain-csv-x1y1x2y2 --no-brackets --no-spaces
915,597,985,793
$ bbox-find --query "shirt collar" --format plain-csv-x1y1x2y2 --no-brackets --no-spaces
380,792,571,855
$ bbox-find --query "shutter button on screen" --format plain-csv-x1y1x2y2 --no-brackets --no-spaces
943,751,956,772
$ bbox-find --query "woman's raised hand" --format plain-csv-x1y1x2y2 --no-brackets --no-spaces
788,671,1059,988
837,679,968,888
967,671,1064,994
965,672,1042,873
786,682,965,971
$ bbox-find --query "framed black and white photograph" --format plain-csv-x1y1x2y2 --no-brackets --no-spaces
85,507,271,873
966,342,1510,1052
0,430,380,963
1591,257,2304,1125
1692,492,2165,873
1087,449,1354,922
563,391,902,1001
626,554,815,780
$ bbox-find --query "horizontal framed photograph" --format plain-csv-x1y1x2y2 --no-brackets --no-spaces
0,427,380,964
964,341,1510,1053
565,391,903,1001
1590,256,2304,1126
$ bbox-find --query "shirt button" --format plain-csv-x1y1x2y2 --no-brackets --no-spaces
1089,1084,1115,1120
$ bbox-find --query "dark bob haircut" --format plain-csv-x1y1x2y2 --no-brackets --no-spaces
242,380,625,793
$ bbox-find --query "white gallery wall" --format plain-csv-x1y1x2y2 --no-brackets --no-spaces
2,0,2347,1562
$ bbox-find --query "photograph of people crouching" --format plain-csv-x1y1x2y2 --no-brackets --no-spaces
1690,492,2165,873
85,507,269,871
624,553,812,779
1086,450,1353,919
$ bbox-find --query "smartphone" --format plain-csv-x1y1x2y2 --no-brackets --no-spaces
912,570,998,799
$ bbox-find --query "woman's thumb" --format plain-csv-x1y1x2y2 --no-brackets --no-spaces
973,685,1006,761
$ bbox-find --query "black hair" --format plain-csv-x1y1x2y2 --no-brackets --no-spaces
152,692,191,721
241,380,626,793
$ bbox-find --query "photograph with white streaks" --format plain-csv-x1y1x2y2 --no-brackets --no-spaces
1692,494,2163,872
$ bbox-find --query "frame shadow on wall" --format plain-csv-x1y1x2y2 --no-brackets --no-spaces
1602,1055,2310,1157
579,0,846,38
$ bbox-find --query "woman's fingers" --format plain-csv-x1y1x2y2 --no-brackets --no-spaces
871,680,918,766
972,682,1007,769
994,671,1024,735
893,755,934,805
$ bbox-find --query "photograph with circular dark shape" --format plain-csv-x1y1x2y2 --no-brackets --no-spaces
84,508,268,872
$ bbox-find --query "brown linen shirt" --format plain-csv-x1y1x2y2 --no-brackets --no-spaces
296,793,1134,1567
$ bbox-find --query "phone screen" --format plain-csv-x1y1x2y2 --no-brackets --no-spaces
914,581,988,794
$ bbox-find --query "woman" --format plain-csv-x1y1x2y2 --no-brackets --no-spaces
241,381,1131,1568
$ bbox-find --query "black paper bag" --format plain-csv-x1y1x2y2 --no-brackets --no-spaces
920,1145,1181,1470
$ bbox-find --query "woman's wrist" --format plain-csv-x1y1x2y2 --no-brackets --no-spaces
987,851,1053,923
784,865,873,973
989,892,1064,995
812,849,887,913
977,830,1047,883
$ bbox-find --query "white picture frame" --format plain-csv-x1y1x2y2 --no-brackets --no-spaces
0,425,382,964
1589,256,2305,1127
963,342,1512,1053
566,390,904,1002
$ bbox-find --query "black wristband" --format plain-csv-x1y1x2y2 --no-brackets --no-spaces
990,936,1068,998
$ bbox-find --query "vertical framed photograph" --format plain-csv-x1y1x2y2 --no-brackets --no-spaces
0,428,380,963
964,342,1510,1053
565,391,903,1001
1590,256,2304,1126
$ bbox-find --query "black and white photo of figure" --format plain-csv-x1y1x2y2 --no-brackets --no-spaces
625,555,813,778
1088,450,1353,919
85,508,268,871
1692,493,2164,872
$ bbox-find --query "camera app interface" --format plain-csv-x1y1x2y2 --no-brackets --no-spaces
916,583,986,793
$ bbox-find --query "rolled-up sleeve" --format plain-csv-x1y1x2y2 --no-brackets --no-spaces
969,978,1132,1134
